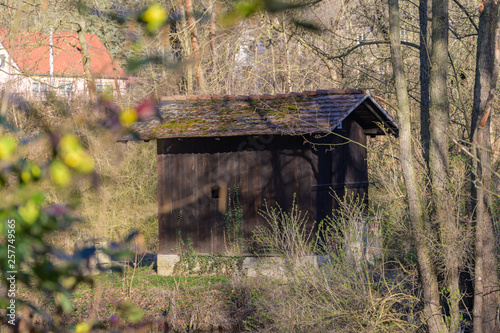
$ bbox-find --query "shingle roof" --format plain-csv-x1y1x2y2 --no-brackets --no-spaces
127,89,398,140
0,29,126,78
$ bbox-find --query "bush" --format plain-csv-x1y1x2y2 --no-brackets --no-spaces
252,194,316,260
223,184,245,254
248,194,422,332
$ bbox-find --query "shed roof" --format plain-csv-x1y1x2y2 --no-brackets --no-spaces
126,88,398,140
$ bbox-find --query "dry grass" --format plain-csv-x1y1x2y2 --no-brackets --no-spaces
77,136,158,250
243,264,421,333
14,97,160,252
7,262,421,333
247,198,423,332
8,267,252,332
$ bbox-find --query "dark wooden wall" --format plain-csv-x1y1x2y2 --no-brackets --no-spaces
157,116,368,254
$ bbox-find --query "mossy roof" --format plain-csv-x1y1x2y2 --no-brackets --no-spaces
125,88,398,140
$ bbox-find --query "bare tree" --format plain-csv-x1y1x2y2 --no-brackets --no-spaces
388,0,447,331
184,0,206,92
470,1,500,331
76,17,96,102
428,0,464,330
419,0,430,165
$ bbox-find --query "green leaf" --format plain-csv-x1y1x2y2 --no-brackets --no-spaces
55,292,72,312
18,200,40,224
126,58,145,72
117,301,144,323
236,0,263,16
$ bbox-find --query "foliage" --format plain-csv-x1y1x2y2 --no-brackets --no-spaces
0,46,156,330
0,112,136,330
223,184,245,254
245,263,421,332
253,193,316,259
248,195,422,332
318,193,372,270
174,222,244,276
0,121,88,313
13,266,245,331
367,135,414,263
173,185,247,276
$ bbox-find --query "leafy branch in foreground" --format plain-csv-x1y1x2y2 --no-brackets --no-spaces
0,106,141,330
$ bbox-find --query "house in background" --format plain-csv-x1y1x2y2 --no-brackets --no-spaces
0,29,127,100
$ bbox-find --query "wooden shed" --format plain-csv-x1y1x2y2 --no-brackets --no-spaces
126,88,398,261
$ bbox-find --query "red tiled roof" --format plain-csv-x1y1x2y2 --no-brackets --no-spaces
125,89,399,140
0,29,126,78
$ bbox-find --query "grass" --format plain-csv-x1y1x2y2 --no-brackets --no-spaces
14,267,237,330
8,254,423,332
107,266,230,290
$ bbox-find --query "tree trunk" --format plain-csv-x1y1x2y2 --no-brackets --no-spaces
209,0,218,61
175,0,193,94
184,0,206,92
77,18,96,102
471,1,500,332
388,1,447,331
100,30,122,103
111,60,122,103
282,18,293,93
419,0,430,165
429,0,461,329
429,0,449,202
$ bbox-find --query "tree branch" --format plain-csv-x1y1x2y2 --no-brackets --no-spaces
290,35,419,62
325,40,420,60
451,0,479,32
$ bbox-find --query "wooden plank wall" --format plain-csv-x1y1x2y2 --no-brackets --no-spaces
157,120,368,254
343,116,369,204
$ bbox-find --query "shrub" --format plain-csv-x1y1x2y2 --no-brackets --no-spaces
223,184,245,254
248,194,422,332
252,194,316,260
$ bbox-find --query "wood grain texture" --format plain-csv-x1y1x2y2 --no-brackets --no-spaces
157,125,369,254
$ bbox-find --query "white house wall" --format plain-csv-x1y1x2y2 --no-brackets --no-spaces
28,76,126,99
0,40,27,96
0,41,126,101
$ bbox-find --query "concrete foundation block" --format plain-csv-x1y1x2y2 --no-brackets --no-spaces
242,256,285,278
157,254,328,277
157,254,180,276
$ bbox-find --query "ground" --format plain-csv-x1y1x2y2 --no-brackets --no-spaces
13,266,254,332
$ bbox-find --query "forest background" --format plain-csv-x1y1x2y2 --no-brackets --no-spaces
0,0,499,332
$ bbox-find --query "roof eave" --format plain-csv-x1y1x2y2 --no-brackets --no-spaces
363,95,399,137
